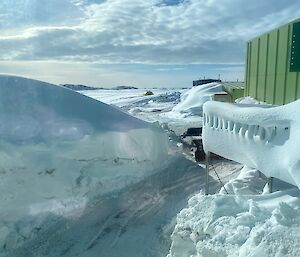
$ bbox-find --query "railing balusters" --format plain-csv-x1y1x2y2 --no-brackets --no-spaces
202,110,281,145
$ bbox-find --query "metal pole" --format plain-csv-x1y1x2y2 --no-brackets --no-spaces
205,152,210,195
267,177,273,193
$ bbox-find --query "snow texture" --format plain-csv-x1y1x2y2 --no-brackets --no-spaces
202,99,300,188
0,75,169,253
167,166,300,257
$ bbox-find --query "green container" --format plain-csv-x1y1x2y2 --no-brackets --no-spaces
245,18,300,105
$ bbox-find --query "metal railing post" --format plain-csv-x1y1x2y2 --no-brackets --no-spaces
205,152,210,195
267,177,273,193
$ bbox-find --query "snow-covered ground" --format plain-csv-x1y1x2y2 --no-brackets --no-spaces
81,83,222,135
81,88,190,135
82,84,300,257
0,76,239,257
1,76,299,257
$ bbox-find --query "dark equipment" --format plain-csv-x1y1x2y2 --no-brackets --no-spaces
180,127,205,162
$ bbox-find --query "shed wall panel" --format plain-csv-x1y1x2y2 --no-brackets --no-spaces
245,42,251,96
249,38,259,98
275,25,289,105
265,30,278,103
245,19,300,105
257,34,268,101
297,73,300,99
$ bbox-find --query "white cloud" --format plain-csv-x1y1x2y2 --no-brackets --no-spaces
1,0,300,64
0,0,84,30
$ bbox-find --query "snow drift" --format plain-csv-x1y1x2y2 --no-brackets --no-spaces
0,75,169,252
167,167,300,257
171,83,224,117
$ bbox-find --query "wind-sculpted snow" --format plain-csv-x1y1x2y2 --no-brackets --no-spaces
0,75,169,253
172,83,224,116
203,100,300,187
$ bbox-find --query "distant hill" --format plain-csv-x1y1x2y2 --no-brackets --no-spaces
60,84,138,91
111,85,138,90
60,84,101,91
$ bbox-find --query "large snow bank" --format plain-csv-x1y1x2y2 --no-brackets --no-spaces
171,83,224,117
168,166,300,257
202,99,300,188
0,75,169,252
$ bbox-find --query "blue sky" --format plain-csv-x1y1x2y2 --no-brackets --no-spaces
0,0,300,88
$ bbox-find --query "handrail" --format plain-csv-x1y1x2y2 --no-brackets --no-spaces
202,100,300,188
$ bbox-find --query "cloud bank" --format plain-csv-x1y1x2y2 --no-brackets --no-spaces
1,0,300,65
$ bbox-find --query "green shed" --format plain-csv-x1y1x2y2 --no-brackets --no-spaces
245,18,300,105
222,81,245,101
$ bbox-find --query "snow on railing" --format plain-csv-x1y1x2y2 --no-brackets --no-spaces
202,100,300,188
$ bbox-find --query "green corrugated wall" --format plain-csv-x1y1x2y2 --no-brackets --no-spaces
245,18,300,105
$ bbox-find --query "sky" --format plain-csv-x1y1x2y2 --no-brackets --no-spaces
0,0,300,88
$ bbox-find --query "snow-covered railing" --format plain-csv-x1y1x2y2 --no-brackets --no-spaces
202,100,300,188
